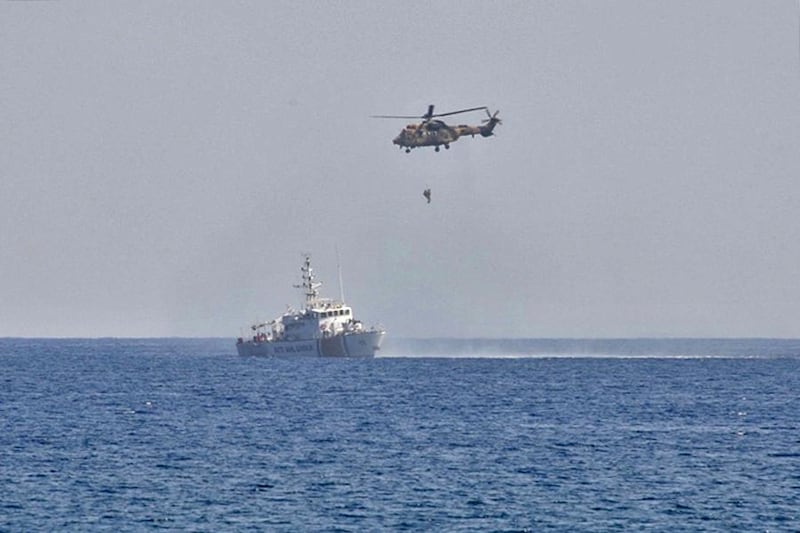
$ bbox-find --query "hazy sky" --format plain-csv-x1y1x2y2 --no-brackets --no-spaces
2,1,799,338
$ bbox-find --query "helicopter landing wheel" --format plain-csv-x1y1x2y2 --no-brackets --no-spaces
444,144,450,150
405,148,411,153
435,146,440,152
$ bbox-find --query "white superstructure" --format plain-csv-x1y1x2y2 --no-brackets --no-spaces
236,255,385,357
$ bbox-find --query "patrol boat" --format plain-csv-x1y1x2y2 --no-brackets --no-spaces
236,255,385,357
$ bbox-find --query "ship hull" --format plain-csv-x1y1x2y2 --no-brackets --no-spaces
236,330,385,358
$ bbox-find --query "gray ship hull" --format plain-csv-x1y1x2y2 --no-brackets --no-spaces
236,330,385,358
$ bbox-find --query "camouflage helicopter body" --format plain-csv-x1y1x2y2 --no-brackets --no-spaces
373,105,501,153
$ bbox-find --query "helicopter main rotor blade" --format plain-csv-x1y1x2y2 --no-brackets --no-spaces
371,114,426,119
372,105,489,120
431,106,488,118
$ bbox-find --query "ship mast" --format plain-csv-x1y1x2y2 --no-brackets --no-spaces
295,254,322,310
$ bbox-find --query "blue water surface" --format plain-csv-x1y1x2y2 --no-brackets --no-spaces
1,338,799,531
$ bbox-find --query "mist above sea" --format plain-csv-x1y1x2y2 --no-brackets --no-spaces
382,337,800,358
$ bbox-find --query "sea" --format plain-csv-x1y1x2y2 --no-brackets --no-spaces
2,338,799,532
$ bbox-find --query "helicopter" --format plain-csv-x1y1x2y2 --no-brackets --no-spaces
372,104,501,153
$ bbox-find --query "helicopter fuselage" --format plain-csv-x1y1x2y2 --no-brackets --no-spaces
393,122,457,149
393,120,498,152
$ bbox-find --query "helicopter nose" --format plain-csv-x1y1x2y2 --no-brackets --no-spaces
392,136,401,145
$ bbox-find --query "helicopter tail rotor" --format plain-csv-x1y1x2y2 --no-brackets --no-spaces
479,109,502,137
